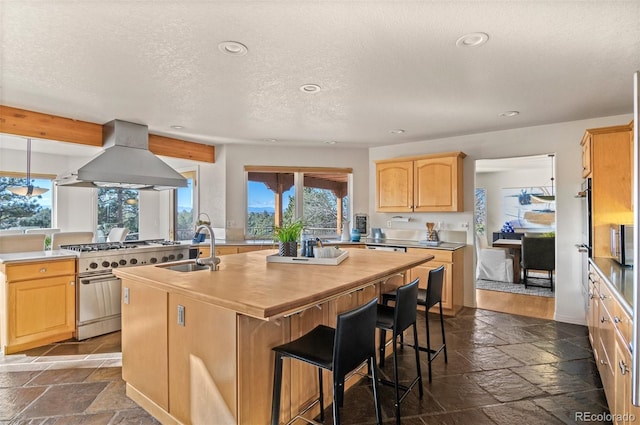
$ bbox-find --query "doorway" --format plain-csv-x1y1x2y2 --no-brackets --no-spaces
474,154,556,319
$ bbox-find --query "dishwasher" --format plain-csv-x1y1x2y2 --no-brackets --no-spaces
365,245,407,253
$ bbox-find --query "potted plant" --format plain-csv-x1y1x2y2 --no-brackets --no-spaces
274,219,304,257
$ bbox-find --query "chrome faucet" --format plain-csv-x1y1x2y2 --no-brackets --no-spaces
195,224,220,271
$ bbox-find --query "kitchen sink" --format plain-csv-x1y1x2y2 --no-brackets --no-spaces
159,262,211,272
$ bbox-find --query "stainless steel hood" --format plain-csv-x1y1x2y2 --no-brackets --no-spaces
57,120,188,190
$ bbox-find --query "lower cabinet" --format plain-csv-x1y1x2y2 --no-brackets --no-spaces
0,258,76,354
121,277,386,425
407,248,464,316
588,263,640,423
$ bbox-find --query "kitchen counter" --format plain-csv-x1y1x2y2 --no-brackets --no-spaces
590,256,633,314
190,238,466,251
114,247,433,319
115,248,433,424
0,250,78,264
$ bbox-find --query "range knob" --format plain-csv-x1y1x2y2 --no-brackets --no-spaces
102,261,110,268
119,259,127,266
162,256,169,263
89,262,98,269
150,257,157,264
177,253,184,260
130,258,138,265
111,262,119,268
168,254,176,261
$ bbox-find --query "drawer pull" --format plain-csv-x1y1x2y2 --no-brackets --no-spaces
614,316,621,324
600,359,608,366
40,268,47,273
619,360,628,375
600,294,607,300
600,317,608,323
588,292,595,299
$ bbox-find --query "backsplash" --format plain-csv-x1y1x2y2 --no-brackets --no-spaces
375,228,467,244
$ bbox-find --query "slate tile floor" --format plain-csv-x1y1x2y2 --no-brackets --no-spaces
0,308,610,424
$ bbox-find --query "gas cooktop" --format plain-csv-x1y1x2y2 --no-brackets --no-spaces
61,239,184,252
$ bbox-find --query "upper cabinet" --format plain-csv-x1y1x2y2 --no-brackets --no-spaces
583,122,634,257
375,151,466,212
581,132,592,178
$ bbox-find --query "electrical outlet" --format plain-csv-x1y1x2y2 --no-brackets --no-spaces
387,220,392,228
460,222,469,230
226,220,236,228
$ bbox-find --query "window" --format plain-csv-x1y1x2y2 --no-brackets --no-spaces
245,167,351,239
97,188,139,242
173,170,197,241
0,175,53,230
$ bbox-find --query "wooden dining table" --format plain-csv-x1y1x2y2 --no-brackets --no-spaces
492,238,522,283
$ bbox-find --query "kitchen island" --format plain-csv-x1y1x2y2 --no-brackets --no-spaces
114,248,433,425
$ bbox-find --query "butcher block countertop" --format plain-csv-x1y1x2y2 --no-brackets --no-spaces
113,248,434,320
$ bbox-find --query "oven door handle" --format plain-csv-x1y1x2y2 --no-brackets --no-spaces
81,275,119,285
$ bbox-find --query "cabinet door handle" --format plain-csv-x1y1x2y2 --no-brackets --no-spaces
614,316,621,324
70,281,75,286
600,316,608,323
600,359,608,366
588,292,594,299
123,287,130,305
40,268,47,273
619,360,628,375
177,305,186,327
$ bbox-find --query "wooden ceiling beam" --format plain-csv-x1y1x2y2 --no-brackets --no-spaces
0,105,215,163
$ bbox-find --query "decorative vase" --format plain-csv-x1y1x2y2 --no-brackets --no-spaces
278,241,298,257
350,228,361,242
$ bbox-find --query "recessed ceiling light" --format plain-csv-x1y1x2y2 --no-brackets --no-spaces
456,32,489,48
218,41,248,56
170,125,184,129
263,138,278,143
498,111,520,118
300,84,321,93
325,140,337,145
390,129,405,134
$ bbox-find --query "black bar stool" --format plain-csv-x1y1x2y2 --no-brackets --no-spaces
376,277,423,425
382,265,447,382
271,298,382,425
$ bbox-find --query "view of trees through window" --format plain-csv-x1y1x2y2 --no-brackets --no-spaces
246,169,350,239
97,188,139,241
0,176,52,230
174,172,195,241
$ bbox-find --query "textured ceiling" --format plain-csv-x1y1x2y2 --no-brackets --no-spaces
2,1,639,150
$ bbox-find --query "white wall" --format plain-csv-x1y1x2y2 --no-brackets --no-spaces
223,143,370,240
370,113,633,325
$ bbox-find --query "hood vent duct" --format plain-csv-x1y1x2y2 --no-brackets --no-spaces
57,120,188,190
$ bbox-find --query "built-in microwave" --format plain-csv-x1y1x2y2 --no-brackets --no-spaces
610,224,634,266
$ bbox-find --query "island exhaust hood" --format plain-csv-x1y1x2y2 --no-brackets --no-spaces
57,120,188,190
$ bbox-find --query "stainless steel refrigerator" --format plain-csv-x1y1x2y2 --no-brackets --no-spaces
632,71,640,404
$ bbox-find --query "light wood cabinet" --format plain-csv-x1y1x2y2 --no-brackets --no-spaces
407,248,464,316
581,132,592,178
584,123,633,258
121,280,169,411
0,258,76,354
587,263,640,422
168,293,237,424
375,151,466,213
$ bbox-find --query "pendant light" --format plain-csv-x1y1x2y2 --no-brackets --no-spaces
531,154,555,203
7,138,49,198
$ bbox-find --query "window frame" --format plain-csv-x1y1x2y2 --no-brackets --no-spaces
244,166,353,239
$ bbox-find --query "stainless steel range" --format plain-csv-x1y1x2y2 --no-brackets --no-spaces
61,240,189,340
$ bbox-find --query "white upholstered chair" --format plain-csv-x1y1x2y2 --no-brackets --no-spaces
51,232,94,249
475,234,514,283
0,234,46,254
106,227,129,242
